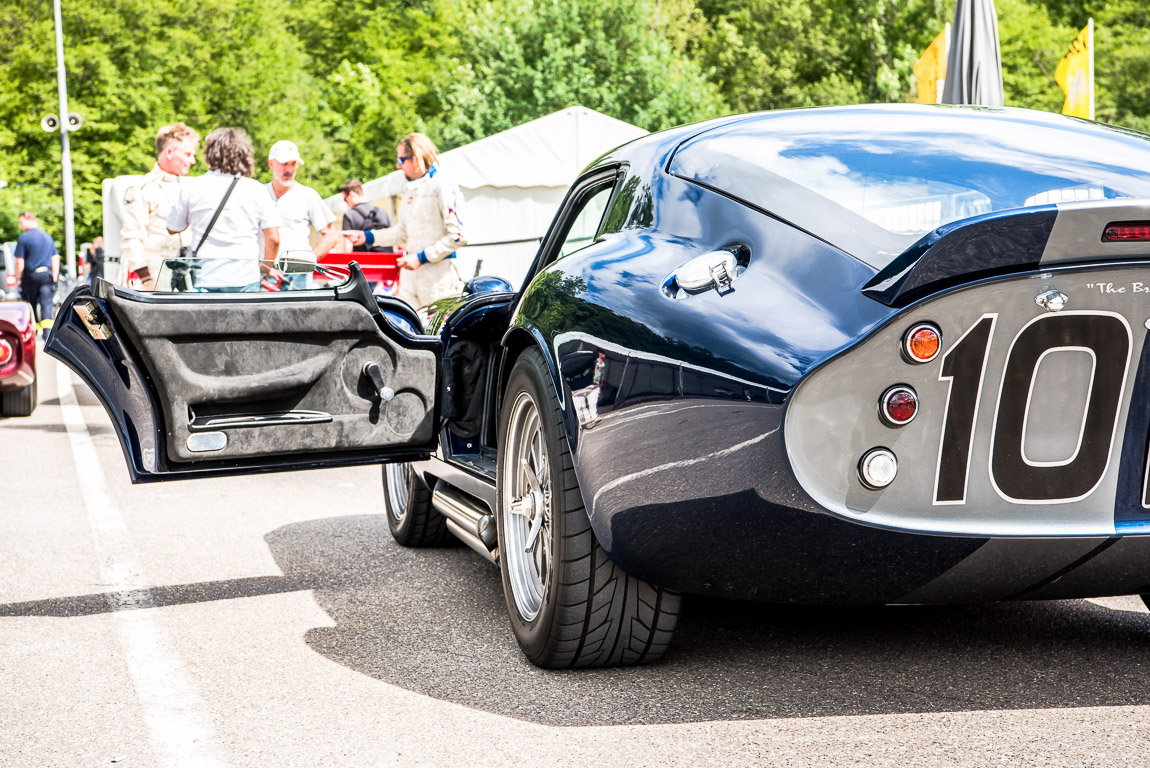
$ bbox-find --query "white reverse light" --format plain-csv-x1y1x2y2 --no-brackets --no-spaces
859,448,898,489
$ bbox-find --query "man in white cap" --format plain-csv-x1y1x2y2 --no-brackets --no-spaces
265,139,337,288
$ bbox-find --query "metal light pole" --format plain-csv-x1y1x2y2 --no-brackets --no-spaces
52,0,77,275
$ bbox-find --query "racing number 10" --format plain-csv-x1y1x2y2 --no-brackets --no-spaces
934,312,1132,505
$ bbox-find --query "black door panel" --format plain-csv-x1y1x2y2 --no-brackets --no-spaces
108,296,437,463
47,276,441,482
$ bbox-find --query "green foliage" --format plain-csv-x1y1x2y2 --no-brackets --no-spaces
694,0,953,110
0,0,1147,247
1094,1,1150,133
429,0,727,147
997,0,1076,111
0,0,329,244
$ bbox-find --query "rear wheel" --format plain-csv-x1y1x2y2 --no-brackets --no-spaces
496,348,680,668
0,378,36,418
382,462,452,546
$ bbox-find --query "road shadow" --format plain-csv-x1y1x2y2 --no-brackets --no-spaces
0,421,111,433
265,514,1150,727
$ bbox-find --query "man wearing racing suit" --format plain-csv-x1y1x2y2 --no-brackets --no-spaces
344,133,466,308
120,122,199,289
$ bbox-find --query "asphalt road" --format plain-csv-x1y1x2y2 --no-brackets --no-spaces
5,353,1150,767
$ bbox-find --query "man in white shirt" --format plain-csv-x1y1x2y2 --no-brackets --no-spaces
265,140,337,289
165,127,280,291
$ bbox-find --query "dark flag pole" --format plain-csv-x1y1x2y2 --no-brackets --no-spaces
941,0,1005,107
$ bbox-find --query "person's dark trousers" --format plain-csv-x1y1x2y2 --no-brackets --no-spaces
21,271,55,325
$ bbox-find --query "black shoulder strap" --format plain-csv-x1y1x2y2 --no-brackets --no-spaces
193,175,240,256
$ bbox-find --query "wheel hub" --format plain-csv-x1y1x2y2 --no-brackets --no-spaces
510,458,550,552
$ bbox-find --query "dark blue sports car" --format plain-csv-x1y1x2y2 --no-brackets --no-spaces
49,104,1150,668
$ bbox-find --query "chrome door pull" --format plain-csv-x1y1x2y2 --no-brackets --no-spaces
709,260,734,291
665,249,743,297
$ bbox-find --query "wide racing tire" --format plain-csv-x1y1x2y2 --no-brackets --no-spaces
496,347,680,668
382,462,453,547
0,377,37,418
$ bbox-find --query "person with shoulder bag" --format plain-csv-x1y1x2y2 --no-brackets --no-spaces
166,127,280,292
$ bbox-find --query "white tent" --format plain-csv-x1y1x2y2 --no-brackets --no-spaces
328,106,648,288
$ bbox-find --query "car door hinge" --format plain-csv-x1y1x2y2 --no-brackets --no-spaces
73,299,114,340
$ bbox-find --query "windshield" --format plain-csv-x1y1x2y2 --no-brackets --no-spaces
670,105,1150,267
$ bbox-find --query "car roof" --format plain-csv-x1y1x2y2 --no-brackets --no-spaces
606,105,1150,269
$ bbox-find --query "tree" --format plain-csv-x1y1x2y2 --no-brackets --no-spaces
693,0,946,111
1093,0,1150,133
429,0,728,148
1,0,1146,247
0,0,329,244
996,0,1076,112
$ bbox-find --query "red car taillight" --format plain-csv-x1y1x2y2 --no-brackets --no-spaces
1103,222,1150,242
880,385,918,426
0,339,12,365
4,274,15,288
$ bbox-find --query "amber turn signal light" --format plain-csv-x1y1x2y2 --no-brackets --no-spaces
903,323,941,363
0,339,12,365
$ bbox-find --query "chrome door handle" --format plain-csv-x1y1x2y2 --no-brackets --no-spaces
666,250,742,296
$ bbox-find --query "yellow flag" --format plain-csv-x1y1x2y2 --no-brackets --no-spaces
1055,21,1093,119
914,26,949,104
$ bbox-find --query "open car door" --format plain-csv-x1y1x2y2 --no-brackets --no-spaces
46,265,441,483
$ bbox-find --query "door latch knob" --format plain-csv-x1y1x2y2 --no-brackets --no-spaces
363,362,395,401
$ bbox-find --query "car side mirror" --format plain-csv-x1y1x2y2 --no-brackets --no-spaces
462,275,513,296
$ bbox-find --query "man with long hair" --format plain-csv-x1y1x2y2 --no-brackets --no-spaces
166,127,280,292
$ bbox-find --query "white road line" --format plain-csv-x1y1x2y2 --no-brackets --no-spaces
1085,595,1150,614
57,363,228,768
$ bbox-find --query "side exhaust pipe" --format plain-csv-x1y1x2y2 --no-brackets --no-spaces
432,484,498,565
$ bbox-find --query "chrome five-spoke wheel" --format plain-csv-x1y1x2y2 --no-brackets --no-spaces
496,347,682,668
501,390,553,621
381,461,451,546
384,462,412,523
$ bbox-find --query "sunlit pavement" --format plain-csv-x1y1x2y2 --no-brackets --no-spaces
3,353,1150,767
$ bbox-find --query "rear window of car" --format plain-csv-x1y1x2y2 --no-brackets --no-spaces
669,105,1150,267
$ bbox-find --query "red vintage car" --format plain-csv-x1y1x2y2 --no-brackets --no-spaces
0,300,37,417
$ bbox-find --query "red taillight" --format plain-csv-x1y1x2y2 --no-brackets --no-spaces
0,339,12,365
903,323,941,363
881,385,918,426
1103,222,1150,242
4,274,15,288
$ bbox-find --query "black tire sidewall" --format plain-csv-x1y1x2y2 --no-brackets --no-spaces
383,463,430,543
496,348,570,661
1,377,36,418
